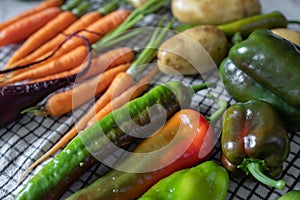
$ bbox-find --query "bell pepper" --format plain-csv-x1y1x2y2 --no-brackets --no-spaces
229,29,300,108
221,100,290,190
219,29,300,130
66,109,215,200
278,190,300,200
139,160,229,200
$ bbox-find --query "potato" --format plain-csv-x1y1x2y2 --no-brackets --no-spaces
172,0,261,25
126,0,148,8
271,28,300,46
157,25,228,75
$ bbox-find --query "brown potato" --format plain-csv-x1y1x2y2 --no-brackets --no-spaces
126,0,148,8
271,28,300,46
157,25,228,75
172,0,261,25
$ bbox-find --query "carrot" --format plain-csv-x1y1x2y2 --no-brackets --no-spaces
0,7,61,47
25,47,135,83
9,11,103,68
43,63,130,117
17,9,131,69
0,0,64,31
6,0,120,70
87,66,158,126
5,10,78,66
20,66,157,180
2,45,88,85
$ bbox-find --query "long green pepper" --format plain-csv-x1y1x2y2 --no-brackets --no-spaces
15,81,209,200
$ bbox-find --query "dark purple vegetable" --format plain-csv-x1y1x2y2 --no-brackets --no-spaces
0,35,91,128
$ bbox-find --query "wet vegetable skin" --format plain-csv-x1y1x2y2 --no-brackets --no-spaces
14,81,207,200
219,29,300,130
139,161,229,200
67,109,214,200
278,190,300,200
221,100,289,190
228,29,300,109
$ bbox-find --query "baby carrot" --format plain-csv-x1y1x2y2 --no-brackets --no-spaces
87,66,158,126
2,45,88,85
25,47,135,83
0,0,64,31
8,11,102,69
15,9,131,69
5,0,119,70
5,10,78,66
0,7,61,47
44,63,130,117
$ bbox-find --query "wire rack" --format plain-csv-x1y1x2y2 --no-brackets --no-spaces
1,1,300,200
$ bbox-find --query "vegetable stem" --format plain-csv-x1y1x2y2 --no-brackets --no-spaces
61,0,82,11
97,0,119,15
126,18,175,77
238,158,285,190
205,94,229,124
92,0,168,49
71,1,90,17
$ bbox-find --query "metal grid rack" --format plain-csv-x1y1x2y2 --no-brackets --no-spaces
1,1,300,199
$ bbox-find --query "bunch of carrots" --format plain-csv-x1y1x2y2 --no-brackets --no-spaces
0,0,171,178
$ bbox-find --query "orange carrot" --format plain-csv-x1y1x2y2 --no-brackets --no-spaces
1,9,130,83
5,10,78,66
87,66,158,126
25,47,135,83
0,7,61,47
43,63,130,117
18,9,131,67
0,0,64,31
2,45,88,85
10,11,103,68
20,66,157,179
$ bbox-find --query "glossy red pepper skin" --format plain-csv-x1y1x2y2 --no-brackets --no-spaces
221,100,290,189
66,109,214,200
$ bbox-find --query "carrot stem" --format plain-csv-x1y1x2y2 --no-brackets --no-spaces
71,1,90,17
98,0,119,15
126,17,175,77
92,0,169,49
61,0,82,11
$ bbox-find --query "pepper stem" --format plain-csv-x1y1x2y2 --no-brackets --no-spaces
238,158,285,190
191,82,216,93
205,94,229,124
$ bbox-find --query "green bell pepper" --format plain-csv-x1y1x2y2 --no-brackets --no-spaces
278,190,300,200
219,29,300,130
139,161,229,200
221,100,290,190
229,29,300,109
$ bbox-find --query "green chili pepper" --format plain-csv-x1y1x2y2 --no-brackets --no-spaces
278,190,300,200
217,11,287,37
139,161,229,200
219,57,300,130
14,81,210,200
221,100,290,190
174,11,287,37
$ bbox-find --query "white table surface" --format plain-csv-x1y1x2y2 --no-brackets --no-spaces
0,1,300,200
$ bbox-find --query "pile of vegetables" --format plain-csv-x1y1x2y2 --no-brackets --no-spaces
0,0,300,199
